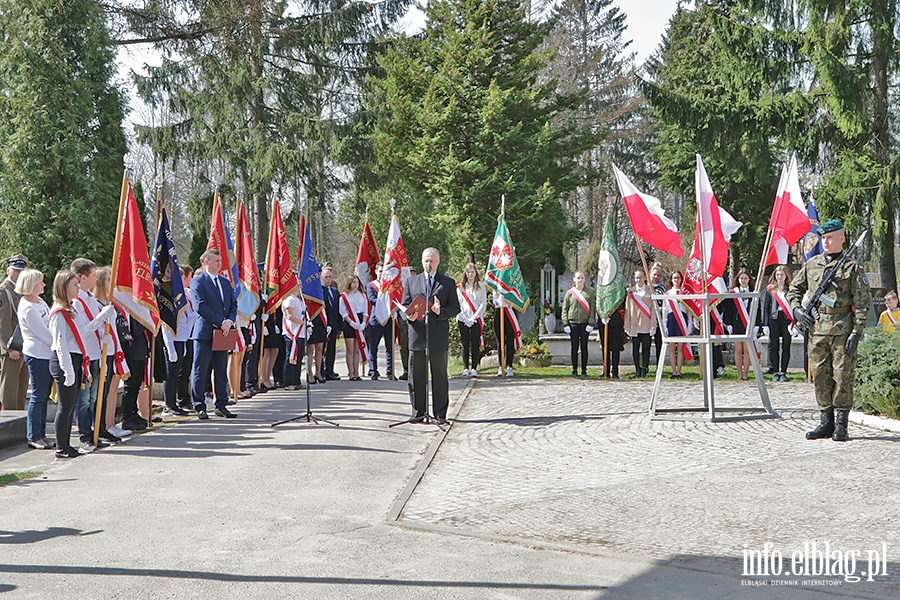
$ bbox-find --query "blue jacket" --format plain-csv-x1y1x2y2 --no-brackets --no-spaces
190,270,237,341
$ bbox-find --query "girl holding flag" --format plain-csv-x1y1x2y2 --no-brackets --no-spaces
339,275,368,381
561,270,595,378
762,265,794,382
663,271,693,379
456,263,486,377
723,268,757,381
625,269,657,378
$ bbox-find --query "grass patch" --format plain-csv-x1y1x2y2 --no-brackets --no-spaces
0,471,40,486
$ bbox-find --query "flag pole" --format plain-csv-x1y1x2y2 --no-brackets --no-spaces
96,168,129,444
389,199,397,379
232,195,241,405
499,195,506,376
144,180,164,428
603,324,609,377
258,196,276,386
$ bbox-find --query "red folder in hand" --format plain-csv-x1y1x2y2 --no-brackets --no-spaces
405,295,427,322
212,329,235,351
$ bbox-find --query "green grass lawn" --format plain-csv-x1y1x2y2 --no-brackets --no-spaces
0,471,40,487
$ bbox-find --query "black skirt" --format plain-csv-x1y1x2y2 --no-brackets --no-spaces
307,314,327,344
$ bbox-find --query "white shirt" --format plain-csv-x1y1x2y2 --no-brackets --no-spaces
72,290,111,361
457,284,487,324
50,305,90,375
162,287,199,357
282,295,307,339
339,290,367,321
17,298,53,360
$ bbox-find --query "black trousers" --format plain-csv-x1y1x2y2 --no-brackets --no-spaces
569,323,589,372
494,309,516,368
177,341,193,403
631,333,651,373
459,322,481,370
408,349,449,419
769,316,792,373
50,353,83,451
324,330,338,376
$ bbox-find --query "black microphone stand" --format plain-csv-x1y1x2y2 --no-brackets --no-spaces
272,301,339,428
390,265,445,432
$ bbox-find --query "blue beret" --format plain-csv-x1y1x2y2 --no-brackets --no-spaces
816,220,844,235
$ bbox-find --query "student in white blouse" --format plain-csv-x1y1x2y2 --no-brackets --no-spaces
339,275,368,381
456,263,486,377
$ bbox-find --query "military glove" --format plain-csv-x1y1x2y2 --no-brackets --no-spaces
792,307,815,330
845,332,860,354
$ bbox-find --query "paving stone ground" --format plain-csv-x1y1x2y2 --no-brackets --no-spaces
401,378,900,596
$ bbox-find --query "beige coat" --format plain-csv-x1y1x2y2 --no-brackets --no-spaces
624,285,657,335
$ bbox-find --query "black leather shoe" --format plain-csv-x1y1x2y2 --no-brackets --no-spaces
370,373,379,381
164,406,190,417
398,373,408,381
326,374,341,381
215,408,237,418
197,410,209,420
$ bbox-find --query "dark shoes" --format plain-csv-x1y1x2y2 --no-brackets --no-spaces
832,409,850,442
55,447,80,459
122,415,148,431
164,406,190,417
398,373,408,381
370,372,379,381
806,408,835,440
326,374,341,381
215,408,238,419
435,416,449,425
197,410,210,420
98,430,121,443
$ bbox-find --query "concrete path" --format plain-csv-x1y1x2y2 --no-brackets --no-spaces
1,368,898,599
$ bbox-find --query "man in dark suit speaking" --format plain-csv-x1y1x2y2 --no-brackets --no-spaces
402,248,460,424
190,249,238,419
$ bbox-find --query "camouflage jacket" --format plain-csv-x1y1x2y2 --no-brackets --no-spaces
786,254,870,336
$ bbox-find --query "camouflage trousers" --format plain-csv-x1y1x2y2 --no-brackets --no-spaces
809,333,856,410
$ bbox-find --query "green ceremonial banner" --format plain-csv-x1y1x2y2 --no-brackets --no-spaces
595,215,625,319
484,214,529,312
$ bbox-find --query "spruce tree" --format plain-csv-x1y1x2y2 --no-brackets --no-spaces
0,0,127,274
370,0,594,279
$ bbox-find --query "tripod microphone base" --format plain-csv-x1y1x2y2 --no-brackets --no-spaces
271,411,340,428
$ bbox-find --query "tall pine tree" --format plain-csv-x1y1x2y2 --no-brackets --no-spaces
0,0,127,274
370,0,594,279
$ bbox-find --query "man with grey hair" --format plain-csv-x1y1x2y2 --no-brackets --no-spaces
402,248,460,423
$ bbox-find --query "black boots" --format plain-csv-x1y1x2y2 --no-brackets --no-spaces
832,409,850,442
806,408,835,440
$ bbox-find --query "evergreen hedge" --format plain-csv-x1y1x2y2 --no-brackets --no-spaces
854,328,900,418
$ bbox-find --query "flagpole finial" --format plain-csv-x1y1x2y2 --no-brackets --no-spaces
365,206,369,223
389,198,396,214
501,194,505,215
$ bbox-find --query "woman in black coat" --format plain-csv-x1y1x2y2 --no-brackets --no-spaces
598,299,626,378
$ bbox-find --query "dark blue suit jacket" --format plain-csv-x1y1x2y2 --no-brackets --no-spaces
190,270,237,341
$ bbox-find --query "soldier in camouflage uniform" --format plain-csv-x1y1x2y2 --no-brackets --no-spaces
786,220,870,442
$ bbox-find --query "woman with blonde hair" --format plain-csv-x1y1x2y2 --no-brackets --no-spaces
762,265,794,382
456,263,486,377
16,269,55,449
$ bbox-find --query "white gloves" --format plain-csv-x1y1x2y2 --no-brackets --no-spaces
353,322,365,332
63,367,75,387
326,326,332,336
601,317,610,325
563,325,571,334
99,304,116,321
762,326,769,337
261,313,269,322
625,330,633,338
585,325,594,333
650,326,657,336
726,325,733,335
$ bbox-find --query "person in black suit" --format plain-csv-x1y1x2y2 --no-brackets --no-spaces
190,249,238,419
321,266,342,380
402,248,460,423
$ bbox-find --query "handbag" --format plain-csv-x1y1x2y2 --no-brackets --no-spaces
6,324,23,353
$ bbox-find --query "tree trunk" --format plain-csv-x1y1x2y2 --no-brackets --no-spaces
872,0,897,290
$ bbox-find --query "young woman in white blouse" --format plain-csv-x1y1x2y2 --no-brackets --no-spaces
456,263,486,377
339,275,368,381
16,269,54,449
48,270,89,459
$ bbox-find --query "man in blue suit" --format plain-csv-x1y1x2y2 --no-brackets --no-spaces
190,249,238,419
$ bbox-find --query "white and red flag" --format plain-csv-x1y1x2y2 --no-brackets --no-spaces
765,154,808,266
613,164,684,258
373,214,410,325
695,155,741,279
355,220,380,287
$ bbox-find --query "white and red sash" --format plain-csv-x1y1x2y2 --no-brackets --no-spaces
288,316,306,364
459,286,485,348
887,308,899,325
628,289,653,320
49,307,91,381
666,292,693,361
341,293,367,361
566,287,591,314
709,308,725,336
768,284,794,324
732,288,761,359
74,296,103,349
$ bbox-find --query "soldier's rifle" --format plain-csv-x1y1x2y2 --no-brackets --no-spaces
795,231,867,332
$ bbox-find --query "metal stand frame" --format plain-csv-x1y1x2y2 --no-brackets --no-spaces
649,290,776,422
271,303,339,428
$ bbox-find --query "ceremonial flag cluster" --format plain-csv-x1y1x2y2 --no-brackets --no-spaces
765,154,809,266
234,198,260,323
298,215,325,320
355,221,380,287
111,178,160,333
264,199,298,313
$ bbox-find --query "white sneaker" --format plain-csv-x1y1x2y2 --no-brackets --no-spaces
497,368,504,376
462,369,469,377
471,369,478,377
78,441,96,454
108,425,132,438
506,367,514,377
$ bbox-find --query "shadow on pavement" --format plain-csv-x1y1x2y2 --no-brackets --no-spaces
0,527,102,545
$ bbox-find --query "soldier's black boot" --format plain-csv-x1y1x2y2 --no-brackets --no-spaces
832,409,850,442
806,408,835,439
